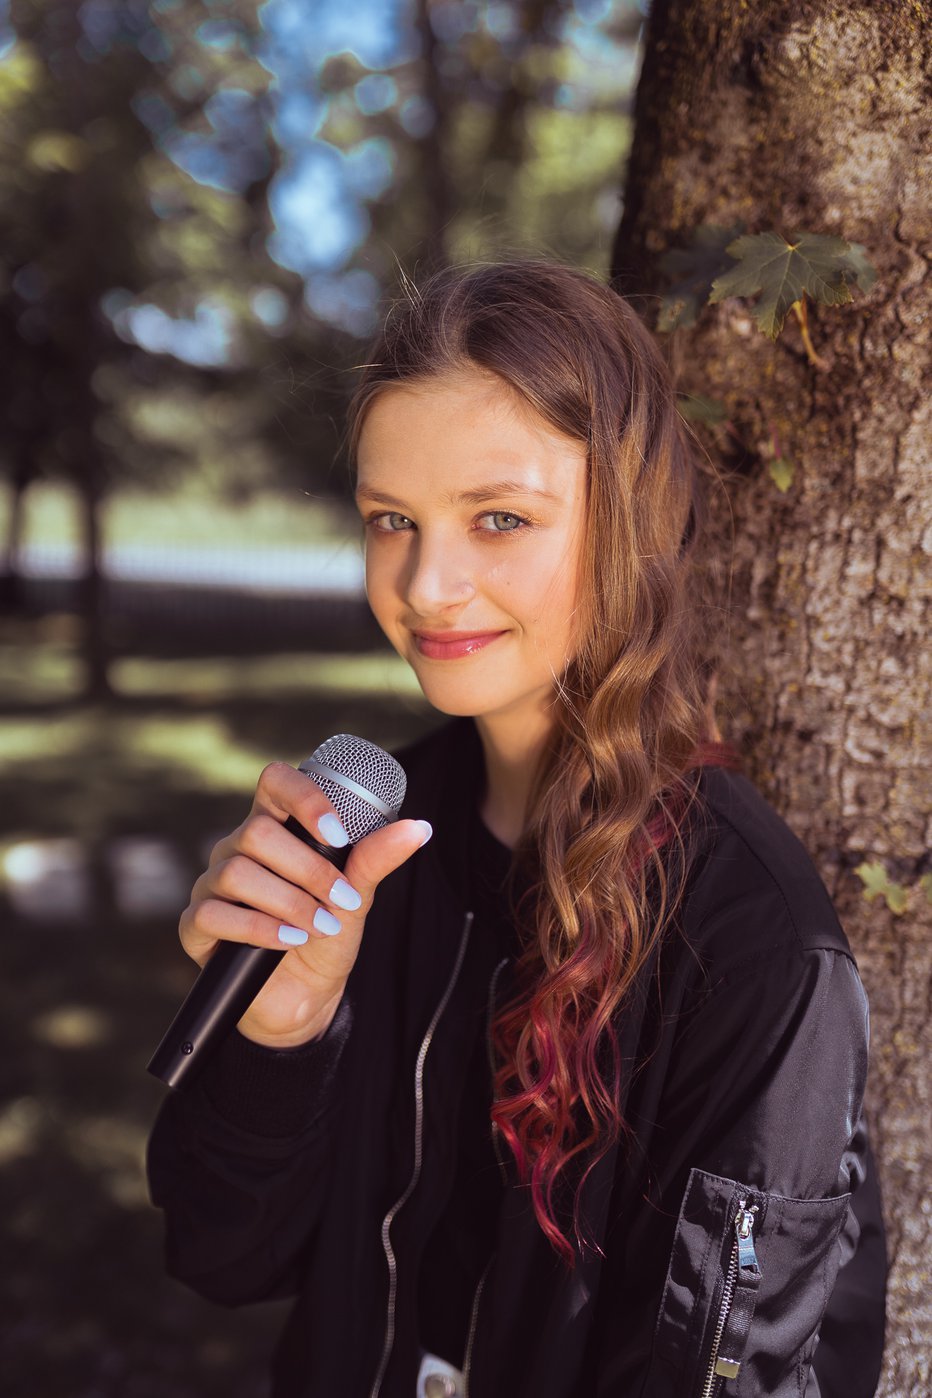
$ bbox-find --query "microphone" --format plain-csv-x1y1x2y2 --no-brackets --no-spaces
147,734,407,1091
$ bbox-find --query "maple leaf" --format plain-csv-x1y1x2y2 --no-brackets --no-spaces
708,231,878,339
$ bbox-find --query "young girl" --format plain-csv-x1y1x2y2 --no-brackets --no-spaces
148,260,886,1398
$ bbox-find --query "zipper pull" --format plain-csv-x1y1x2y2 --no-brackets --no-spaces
734,1200,760,1273
709,1201,763,1386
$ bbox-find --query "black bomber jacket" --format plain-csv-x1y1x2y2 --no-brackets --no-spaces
147,717,887,1398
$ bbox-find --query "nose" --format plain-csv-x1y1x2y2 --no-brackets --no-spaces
402,527,476,617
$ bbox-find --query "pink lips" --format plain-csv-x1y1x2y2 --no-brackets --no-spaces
412,629,506,660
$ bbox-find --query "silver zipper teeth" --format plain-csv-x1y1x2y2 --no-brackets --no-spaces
462,1261,491,1396
462,954,511,1393
699,1198,752,1398
368,912,474,1398
699,1237,738,1398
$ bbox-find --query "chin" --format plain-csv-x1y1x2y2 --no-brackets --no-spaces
413,678,499,719
419,691,488,719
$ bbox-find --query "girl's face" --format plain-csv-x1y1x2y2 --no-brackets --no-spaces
355,368,588,736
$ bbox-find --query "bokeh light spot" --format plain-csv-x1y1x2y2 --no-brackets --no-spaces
33,1005,112,1050
354,73,397,115
0,1098,43,1166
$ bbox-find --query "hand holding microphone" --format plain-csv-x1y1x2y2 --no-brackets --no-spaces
148,735,431,1089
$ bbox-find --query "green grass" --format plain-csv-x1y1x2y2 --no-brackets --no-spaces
0,480,358,552
0,626,437,1397
113,650,422,702
0,632,430,844
2,638,421,714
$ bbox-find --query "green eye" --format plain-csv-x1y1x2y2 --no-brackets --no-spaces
481,512,524,532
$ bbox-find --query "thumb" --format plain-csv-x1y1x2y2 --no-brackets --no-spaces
342,818,433,899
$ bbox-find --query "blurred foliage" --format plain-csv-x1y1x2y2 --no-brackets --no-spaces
0,477,349,549
0,0,639,500
0,6,642,1374
0,618,433,1397
0,630,425,841
0,0,321,512
0,0,640,691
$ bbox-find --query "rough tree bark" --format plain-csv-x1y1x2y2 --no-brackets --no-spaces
611,2,930,1393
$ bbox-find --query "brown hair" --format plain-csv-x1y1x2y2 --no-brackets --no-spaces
346,258,737,1266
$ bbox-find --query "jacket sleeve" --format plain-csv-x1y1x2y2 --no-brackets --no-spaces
594,931,874,1398
146,991,353,1307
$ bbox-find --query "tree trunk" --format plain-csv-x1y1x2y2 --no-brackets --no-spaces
75,448,110,701
415,0,565,268
611,3,930,1393
416,0,454,268
0,455,30,612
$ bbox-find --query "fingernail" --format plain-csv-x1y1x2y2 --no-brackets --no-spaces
415,820,433,847
318,813,349,848
278,925,309,946
329,877,362,912
313,906,342,937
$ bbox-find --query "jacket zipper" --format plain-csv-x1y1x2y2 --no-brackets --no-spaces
368,911,475,1398
462,954,511,1394
698,1199,760,1398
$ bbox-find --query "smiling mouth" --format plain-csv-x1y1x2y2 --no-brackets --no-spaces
412,630,507,659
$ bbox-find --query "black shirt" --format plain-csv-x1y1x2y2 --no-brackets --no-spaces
147,717,886,1397
416,803,521,1367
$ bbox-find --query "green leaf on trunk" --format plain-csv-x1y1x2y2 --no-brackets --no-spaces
709,231,873,338
678,394,729,424
657,224,745,331
854,860,909,915
769,456,794,491
920,873,932,906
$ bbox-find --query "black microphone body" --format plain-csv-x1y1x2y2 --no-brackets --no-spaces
147,735,405,1091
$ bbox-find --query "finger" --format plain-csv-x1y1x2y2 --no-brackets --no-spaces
342,818,433,898
250,762,351,850
234,814,364,914
202,854,345,940
180,895,334,969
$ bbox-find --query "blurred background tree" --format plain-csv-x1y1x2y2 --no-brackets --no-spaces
0,3,648,1394
9,1,923,1392
0,0,639,696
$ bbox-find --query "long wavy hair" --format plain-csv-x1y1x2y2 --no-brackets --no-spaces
345,258,738,1267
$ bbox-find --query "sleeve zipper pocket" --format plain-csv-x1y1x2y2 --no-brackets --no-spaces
698,1199,763,1397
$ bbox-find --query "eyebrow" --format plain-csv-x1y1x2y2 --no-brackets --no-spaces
354,479,562,508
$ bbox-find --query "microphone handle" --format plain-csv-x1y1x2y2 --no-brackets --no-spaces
147,817,349,1091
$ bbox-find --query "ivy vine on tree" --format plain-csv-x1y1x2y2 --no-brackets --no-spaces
657,226,917,923
660,226,877,492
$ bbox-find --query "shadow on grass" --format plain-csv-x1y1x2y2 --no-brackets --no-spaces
0,624,445,1396
1,905,291,1398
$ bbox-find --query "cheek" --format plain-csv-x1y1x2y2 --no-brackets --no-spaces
364,551,397,626
526,555,577,616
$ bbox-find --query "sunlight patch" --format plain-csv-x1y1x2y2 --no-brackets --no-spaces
33,1004,111,1049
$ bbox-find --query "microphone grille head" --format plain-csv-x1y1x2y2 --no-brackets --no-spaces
299,734,407,844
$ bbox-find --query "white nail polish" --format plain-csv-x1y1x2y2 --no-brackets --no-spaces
278,925,309,946
318,813,349,848
313,907,342,937
330,878,362,912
